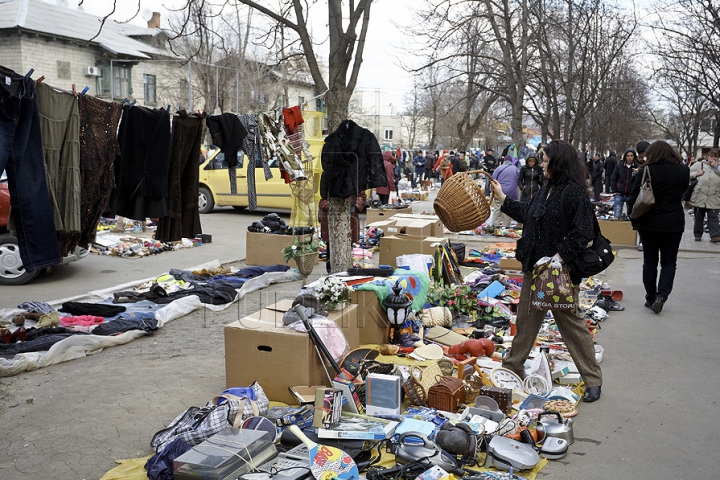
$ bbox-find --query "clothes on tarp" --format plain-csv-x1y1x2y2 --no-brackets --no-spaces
144,437,191,480
0,66,62,272
111,105,172,219
92,318,159,336
0,329,86,358
155,110,206,242
17,301,56,314
59,302,126,317
36,81,82,257
320,119,387,199
77,94,123,248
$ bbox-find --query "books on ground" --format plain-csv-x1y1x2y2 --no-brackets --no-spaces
317,412,399,440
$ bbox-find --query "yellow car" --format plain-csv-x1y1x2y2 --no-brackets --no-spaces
198,111,325,213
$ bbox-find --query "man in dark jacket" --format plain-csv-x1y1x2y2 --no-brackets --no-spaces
482,148,498,195
590,153,604,202
413,150,426,187
424,150,436,182
604,152,617,193
610,148,639,219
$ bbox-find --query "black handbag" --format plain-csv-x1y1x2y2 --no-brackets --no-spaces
560,187,615,278
682,163,702,202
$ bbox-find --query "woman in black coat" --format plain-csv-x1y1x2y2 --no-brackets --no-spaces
490,140,603,403
628,141,690,314
517,154,543,202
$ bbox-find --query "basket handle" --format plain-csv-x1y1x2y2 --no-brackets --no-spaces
461,170,495,204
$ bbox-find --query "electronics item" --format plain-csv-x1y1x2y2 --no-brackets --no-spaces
174,428,277,480
537,411,574,445
394,433,458,472
365,373,401,415
249,443,312,480
539,437,568,460
332,380,360,414
484,436,539,471
287,425,359,480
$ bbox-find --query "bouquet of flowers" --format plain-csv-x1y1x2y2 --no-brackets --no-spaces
314,276,352,310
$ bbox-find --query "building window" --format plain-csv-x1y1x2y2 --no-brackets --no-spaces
143,74,156,105
113,66,130,98
95,71,104,97
298,96,305,106
384,128,394,141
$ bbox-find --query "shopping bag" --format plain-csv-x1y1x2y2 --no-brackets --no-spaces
529,258,576,311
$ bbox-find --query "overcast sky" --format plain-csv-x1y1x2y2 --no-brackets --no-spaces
72,0,417,106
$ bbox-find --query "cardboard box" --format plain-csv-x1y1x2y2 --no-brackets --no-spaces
393,214,444,237
245,231,319,268
365,207,409,225
224,301,358,404
598,220,637,246
379,235,447,267
349,289,391,345
369,218,436,238
499,257,522,270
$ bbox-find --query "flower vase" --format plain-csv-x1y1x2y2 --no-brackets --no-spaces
294,252,317,284
323,301,347,311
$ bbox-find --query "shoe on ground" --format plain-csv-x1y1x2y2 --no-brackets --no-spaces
711,236,720,243
651,296,665,314
583,386,602,402
644,301,652,309
637,244,643,251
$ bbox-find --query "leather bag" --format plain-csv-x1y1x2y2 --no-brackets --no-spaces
630,167,655,219
682,163,702,202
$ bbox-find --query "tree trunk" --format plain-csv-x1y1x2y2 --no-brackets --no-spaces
328,197,352,273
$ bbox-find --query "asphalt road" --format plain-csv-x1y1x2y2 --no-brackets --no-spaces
0,199,719,480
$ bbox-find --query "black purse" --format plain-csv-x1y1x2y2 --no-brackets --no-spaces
560,187,615,278
682,163,702,202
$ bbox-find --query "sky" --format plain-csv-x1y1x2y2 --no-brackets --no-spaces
70,0,417,107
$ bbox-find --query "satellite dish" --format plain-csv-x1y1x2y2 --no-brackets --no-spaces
142,9,154,22
56,0,68,7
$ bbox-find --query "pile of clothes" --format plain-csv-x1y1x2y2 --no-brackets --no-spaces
247,213,314,236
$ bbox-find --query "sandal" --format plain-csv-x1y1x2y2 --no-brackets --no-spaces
37,311,60,328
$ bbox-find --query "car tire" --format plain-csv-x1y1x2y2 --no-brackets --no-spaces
198,186,214,214
0,235,40,285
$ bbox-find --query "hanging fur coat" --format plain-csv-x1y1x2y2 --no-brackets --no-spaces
320,120,387,199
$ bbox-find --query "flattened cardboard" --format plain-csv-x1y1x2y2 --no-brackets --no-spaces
598,220,637,246
379,235,448,267
499,257,522,270
245,231,319,268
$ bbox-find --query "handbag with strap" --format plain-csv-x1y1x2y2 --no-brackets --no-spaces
560,187,615,278
630,166,655,219
682,163,703,202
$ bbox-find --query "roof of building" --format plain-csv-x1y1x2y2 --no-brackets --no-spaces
0,0,168,58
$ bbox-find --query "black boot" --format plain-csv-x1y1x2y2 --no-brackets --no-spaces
583,386,602,402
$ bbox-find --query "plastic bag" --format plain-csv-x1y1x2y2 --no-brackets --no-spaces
529,258,576,311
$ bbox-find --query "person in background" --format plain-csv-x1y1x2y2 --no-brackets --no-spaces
413,150,426,187
482,148,498,195
434,150,453,184
604,151,617,193
610,148,639,219
487,155,519,228
627,141,689,313
449,150,463,174
376,151,397,205
425,150,436,183
590,153,605,202
489,139,602,403
687,149,720,243
518,153,543,202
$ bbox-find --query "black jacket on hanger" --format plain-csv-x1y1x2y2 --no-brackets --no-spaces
320,120,386,199
206,113,248,168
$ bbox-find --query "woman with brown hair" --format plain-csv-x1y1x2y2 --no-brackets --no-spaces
628,141,690,314
490,139,602,402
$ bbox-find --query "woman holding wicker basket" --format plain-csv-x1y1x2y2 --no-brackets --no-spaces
489,139,603,403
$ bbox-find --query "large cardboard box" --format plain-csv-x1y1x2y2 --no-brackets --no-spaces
598,220,637,246
245,231,319,268
365,207,409,225
369,218,436,238
393,214,444,237
379,235,448,267
225,301,358,404
349,289,391,346
499,257,522,270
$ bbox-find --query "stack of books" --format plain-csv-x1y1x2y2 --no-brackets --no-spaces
317,412,399,440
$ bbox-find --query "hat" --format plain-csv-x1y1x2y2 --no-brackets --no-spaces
413,343,444,360
487,148,494,152
503,155,513,163
636,141,650,154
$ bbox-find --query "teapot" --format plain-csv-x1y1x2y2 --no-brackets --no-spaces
536,411,574,445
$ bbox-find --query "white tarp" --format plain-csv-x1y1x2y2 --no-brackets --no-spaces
0,262,301,377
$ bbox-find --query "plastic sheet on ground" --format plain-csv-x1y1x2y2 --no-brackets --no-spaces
0,261,301,377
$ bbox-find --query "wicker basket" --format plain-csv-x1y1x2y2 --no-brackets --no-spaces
427,376,466,412
403,363,443,406
433,170,493,232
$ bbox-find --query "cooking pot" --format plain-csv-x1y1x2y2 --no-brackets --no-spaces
536,411,574,445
